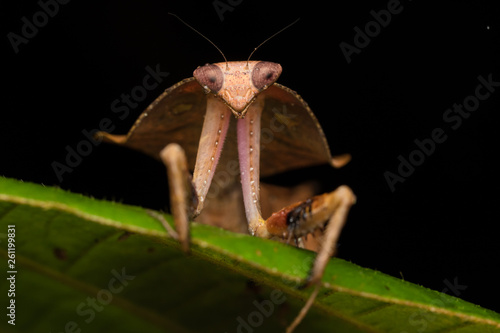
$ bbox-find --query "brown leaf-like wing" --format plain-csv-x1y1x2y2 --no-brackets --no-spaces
97,78,206,171
98,80,336,177
259,83,334,177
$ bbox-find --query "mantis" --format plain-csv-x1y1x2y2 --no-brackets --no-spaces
97,16,356,333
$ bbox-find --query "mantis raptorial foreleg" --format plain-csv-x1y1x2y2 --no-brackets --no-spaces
160,139,355,333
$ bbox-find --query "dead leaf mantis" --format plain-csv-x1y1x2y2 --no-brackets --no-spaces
97,14,356,333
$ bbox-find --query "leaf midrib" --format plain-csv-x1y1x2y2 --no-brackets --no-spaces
1,189,500,331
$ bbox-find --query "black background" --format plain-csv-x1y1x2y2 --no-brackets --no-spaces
2,0,499,315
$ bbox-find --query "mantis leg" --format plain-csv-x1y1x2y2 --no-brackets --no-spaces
159,143,194,253
159,95,231,252
264,185,356,333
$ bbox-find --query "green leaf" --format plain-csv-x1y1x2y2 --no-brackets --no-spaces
1,176,499,333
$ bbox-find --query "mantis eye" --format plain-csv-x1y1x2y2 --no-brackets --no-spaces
251,61,282,91
194,64,224,93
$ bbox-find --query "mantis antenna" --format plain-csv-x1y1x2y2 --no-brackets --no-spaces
246,18,301,67
168,13,229,70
